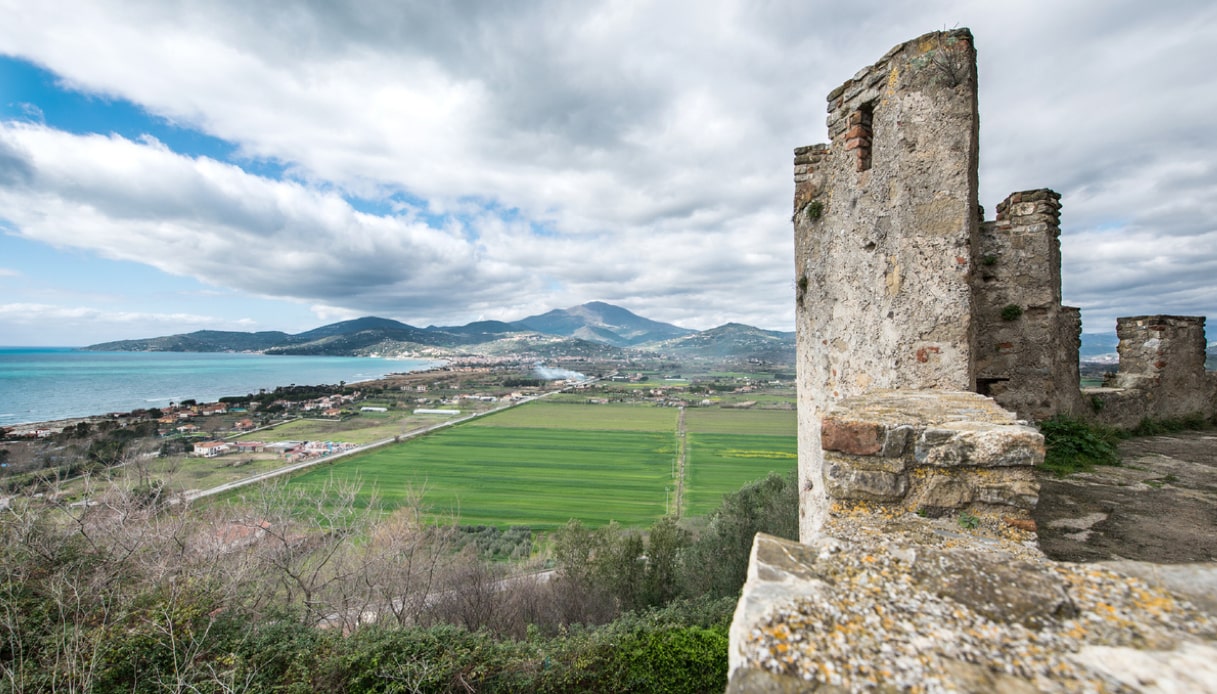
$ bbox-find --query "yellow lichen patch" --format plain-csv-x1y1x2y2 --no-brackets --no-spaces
767,623,792,641
1132,588,1177,616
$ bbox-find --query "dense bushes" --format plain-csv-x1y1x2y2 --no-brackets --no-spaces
0,471,795,692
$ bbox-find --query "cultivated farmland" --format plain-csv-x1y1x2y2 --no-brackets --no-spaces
283,401,796,528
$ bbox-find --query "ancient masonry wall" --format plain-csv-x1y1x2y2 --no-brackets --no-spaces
820,390,1041,516
1086,315,1216,427
794,28,979,538
974,190,1083,420
731,28,1217,693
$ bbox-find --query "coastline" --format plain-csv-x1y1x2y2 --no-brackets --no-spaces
0,368,443,435
0,349,445,432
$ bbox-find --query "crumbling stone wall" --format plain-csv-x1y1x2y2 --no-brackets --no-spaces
794,28,980,538
1086,315,1216,427
821,390,1041,516
731,26,1217,694
974,190,1084,420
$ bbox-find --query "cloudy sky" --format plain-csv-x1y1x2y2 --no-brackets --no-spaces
1,1,1215,346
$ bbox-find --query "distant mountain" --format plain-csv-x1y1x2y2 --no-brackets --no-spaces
512,301,695,347
268,316,451,355
85,302,791,363
87,330,295,353
644,323,796,362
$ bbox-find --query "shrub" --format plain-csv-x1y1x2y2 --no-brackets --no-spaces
1039,416,1120,475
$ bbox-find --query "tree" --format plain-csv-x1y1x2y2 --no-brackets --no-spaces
681,472,798,599
643,517,690,607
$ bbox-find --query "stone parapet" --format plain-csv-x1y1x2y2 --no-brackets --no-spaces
820,390,1042,516
728,520,1217,692
1101,315,1214,423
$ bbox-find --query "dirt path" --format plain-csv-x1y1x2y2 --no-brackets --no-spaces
672,406,687,518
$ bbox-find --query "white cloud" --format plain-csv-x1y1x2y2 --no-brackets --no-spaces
0,302,224,326
0,268,22,278
0,1,1215,335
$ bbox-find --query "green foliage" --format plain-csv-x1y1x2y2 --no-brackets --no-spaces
682,472,798,599
1039,416,1120,475
0,448,797,692
1000,303,1023,321
957,511,980,529
455,525,534,561
806,200,823,220
980,253,998,266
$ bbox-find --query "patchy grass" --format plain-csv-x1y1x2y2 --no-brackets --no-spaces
232,409,484,445
1126,413,1213,437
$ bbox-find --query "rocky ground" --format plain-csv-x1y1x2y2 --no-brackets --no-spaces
1035,430,1217,617
1035,431,1217,564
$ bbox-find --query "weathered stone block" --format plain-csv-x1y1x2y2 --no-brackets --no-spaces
819,390,1042,514
905,470,972,508
910,548,1076,629
823,460,908,501
914,421,1043,468
974,467,1039,510
821,418,910,457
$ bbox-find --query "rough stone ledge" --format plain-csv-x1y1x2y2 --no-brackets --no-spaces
728,513,1217,693
820,390,1043,514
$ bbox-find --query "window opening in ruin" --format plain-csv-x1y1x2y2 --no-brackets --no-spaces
845,102,874,172
975,377,1009,397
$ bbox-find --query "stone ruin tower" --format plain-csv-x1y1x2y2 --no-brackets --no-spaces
793,29,1082,538
793,27,1215,540
728,27,1217,690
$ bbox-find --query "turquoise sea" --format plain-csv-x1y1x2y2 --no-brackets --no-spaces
0,348,437,426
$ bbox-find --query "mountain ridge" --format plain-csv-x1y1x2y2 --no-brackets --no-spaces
85,303,793,363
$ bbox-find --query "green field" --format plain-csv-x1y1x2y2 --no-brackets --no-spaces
684,408,795,435
682,433,797,516
287,426,675,528
469,401,676,432
234,410,469,445
278,401,796,529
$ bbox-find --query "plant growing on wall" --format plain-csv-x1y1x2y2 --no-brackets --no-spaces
1000,304,1023,321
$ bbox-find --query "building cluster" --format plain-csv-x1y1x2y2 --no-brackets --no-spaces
192,438,357,461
